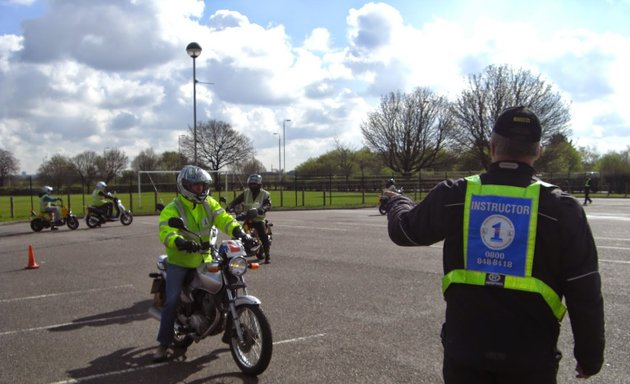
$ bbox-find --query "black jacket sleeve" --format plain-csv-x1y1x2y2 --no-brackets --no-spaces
556,197,605,375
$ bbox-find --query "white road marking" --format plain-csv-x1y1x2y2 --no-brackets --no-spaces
0,285,134,304
46,333,327,384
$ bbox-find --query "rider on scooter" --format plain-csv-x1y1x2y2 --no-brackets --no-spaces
92,181,116,220
38,186,63,230
227,174,272,263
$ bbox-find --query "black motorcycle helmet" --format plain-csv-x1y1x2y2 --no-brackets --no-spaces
247,174,262,193
385,178,395,188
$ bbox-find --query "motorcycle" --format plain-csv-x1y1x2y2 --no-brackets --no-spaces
30,200,80,232
85,195,133,228
148,217,273,376
220,197,273,261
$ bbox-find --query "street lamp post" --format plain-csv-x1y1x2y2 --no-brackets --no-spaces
186,42,202,165
282,119,291,176
273,132,281,174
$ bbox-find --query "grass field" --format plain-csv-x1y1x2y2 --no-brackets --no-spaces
0,189,612,223
0,190,386,222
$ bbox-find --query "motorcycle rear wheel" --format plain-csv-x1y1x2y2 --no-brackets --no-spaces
120,213,133,226
30,220,44,232
66,216,79,230
228,304,272,376
85,213,100,228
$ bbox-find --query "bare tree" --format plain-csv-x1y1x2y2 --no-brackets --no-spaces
0,149,20,186
96,148,128,184
451,64,571,169
361,87,453,176
131,148,161,171
186,120,255,184
71,151,99,189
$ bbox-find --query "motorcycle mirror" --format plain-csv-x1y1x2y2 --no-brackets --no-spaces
168,217,186,229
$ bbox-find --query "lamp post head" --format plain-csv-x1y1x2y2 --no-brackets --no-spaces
186,42,202,59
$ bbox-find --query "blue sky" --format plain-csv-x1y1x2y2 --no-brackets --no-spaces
1,0,630,174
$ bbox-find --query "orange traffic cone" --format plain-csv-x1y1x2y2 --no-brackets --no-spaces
26,245,40,269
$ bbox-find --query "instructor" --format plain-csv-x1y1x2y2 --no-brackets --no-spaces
385,106,604,383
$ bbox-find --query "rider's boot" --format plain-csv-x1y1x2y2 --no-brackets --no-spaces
152,344,169,363
264,247,271,264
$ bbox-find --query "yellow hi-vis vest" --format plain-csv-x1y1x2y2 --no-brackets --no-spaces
243,189,269,223
442,175,567,321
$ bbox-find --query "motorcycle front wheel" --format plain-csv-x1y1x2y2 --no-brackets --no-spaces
228,304,272,376
378,204,387,215
66,215,79,230
120,212,133,226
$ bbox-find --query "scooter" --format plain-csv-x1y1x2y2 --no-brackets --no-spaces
148,217,272,376
30,200,80,231
85,195,133,228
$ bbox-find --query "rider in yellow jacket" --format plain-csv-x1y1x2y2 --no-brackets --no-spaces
153,165,255,362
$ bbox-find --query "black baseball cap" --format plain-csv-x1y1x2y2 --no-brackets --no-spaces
493,106,542,143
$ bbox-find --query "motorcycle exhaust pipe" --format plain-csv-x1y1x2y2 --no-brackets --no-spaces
148,306,161,321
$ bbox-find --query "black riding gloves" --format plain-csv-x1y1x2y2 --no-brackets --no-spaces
174,237,201,253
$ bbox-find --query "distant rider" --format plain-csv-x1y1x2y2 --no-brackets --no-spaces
153,165,256,362
384,178,399,193
38,186,63,230
92,181,115,220
227,174,272,263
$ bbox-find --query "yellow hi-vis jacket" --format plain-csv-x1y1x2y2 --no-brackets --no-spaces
159,195,241,268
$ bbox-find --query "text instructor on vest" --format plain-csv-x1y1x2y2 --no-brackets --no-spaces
385,106,604,383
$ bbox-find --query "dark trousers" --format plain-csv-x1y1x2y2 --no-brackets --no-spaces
443,356,558,384
251,221,270,255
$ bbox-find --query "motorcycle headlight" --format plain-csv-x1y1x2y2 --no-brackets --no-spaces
228,256,248,276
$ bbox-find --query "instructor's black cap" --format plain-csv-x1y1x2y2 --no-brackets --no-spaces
493,106,542,143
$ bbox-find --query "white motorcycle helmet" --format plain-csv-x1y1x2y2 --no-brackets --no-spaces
177,165,212,204
96,181,107,190
41,186,53,195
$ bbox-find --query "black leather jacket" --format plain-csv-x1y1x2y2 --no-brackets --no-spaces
387,161,605,375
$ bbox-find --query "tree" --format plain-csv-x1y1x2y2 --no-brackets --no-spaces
71,151,99,189
96,148,128,184
0,149,19,186
37,154,76,190
131,148,161,171
332,138,356,180
234,158,267,176
159,151,188,171
536,133,582,174
361,87,453,176
579,145,600,171
186,120,255,185
598,149,630,194
451,64,571,170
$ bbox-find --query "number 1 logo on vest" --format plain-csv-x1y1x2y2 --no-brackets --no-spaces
467,195,532,276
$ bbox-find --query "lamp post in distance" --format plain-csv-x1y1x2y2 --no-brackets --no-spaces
186,42,202,165
273,132,281,175
282,119,291,177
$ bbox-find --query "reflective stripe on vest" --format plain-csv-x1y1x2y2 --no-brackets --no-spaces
441,175,566,321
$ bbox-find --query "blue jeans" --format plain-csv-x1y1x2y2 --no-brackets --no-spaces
157,262,193,347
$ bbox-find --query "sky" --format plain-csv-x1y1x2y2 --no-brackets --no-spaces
1,0,630,175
